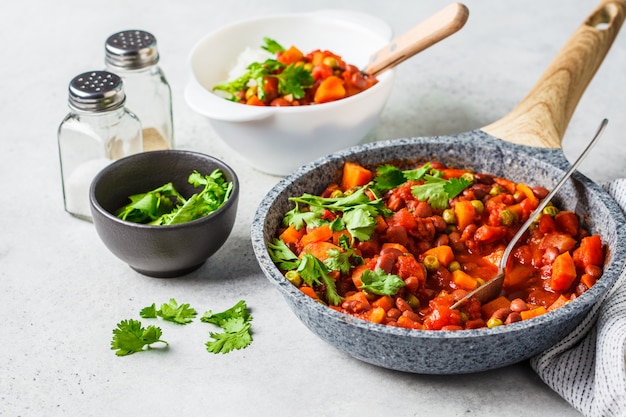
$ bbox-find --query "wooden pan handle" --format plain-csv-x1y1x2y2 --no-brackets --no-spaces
363,3,469,77
481,0,625,148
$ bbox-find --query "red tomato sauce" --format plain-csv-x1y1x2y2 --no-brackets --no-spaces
270,161,606,330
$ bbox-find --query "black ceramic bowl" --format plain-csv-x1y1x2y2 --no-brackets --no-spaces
90,150,239,278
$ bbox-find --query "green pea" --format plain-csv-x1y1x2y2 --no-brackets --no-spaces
442,208,457,224
487,317,503,328
461,172,475,184
490,185,504,196
448,261,461,272
471,200,484,215
542,205,559,217
423,255,440,272
406,294,420,310
500,209,518,226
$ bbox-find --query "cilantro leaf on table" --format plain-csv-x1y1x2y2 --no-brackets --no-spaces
110,319,167,356
359,268,406,296
141,298,197,325
262,37,285,54
201,300,253,354
298,253,342,306
411,175,471,210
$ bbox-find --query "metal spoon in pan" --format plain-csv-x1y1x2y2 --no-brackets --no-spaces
450,118,609,310
363,2,469,77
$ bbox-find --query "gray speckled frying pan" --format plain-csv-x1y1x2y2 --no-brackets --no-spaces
252,0,626,374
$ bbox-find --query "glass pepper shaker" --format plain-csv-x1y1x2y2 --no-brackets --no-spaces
105,30,174,151
57,70,143,221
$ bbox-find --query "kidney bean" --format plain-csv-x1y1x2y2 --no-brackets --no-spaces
375,252,397,274
434,234,450,247
411,201,433,218
584,264,603,278
395,297,414,313
402,309,421,322
431,215,447,231
461,224,477,241
474,173,495,185
386,308,402,320
491,307,512,322
509,298,528,312
532,186,550,200
505,312,522,324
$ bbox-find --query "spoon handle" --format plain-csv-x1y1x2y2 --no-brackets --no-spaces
363,3,469,77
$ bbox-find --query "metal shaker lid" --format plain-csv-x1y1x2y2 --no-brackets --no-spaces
68,71,126,112
105,30,159,70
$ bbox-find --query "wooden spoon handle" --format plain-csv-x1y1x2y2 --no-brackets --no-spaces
481,0,626,148
363,3,469,77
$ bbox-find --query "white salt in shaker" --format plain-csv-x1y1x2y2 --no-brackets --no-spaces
57,70,143,221
105,30,174,151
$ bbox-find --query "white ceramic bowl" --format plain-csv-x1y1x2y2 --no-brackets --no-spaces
185,10,396,176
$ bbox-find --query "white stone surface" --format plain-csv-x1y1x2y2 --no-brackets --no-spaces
1,0,624,416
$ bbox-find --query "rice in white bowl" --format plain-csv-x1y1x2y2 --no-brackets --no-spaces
227,47,274,81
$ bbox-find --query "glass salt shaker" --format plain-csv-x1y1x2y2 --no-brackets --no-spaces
57,70,143,221
105,30,174,151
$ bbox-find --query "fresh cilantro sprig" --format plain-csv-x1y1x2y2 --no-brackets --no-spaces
373,162,432,193
213,38,314,102
359,268,406,296
140,298,197,325
110,319,168,356
285,188,387,242
267,238,300,270
116,169,233,225
298,253,343,306
201,300,253,354
411,175,471,210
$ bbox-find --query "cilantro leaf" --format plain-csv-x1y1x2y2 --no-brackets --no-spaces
342,206,377,241
276,64,315,99
283,203,324,230
116,183,183,223
139,303,158,319
262,37,285,54
155,298,197,325
201,300,253,354
359,268,406,296
205,323,252,354
267,238,300,270
373,162,432,193
110,319,167,356
411,175,471,210
298,253,343,306
324,247,362,274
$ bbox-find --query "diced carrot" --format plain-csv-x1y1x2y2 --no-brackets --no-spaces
343,291,371,311
573,235,604,268
341,161,372,191
423,245,455,267
452,269,478,291
520,306,547,320
301,241,341,261
300,224,333,247
454,200,476,231
397,315,424,330
480,296,511,319
246,95,265,106
547,294,570,311
314,75,346,104
381,242,410,254
474,225,507,244
279,225,305,244
375,215,388,233
371,295,394,312
550,251,577,292
516,183,539,209
277,45,304,65
300,286,319,300
555,211,580,236
483,245,505,267
351,264,370,288
504,264,535,291
440,168,468,179
366,306,386,324
580,273,597,289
